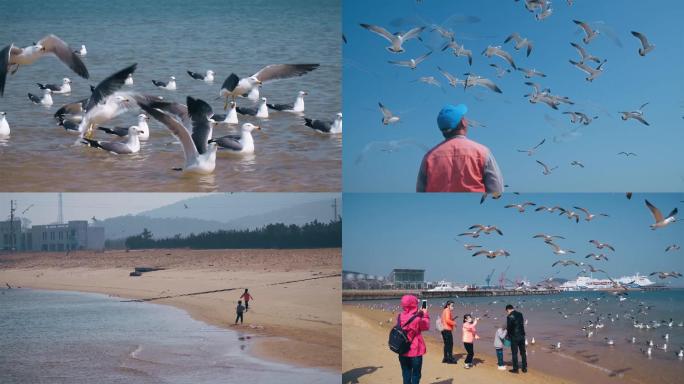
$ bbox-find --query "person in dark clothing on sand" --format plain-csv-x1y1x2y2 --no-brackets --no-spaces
240,289,253,311
235,300,245,324
505,304,527,374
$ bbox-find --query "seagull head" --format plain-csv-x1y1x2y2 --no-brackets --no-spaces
260,97,267,103
44,89,52,94
0,112,5,116
299,91,308,96
229,101,236,108
170,76,176,80
248,76,262,86
138,113,149,121
242,123,261,132
207,70,215,75
336,112,343,119
63,78,71,84
128,126,140,136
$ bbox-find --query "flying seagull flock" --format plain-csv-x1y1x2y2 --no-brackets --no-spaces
450,193,682,365
351,0,676,184
0,35,341,175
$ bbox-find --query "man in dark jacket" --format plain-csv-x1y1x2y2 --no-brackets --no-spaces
505,304,527,373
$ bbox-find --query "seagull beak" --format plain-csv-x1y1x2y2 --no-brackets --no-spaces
257,80,263,85
256,125,261,130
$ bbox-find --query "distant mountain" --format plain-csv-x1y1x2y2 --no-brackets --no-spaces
100,196,341,239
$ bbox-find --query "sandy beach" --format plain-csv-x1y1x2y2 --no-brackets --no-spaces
344,305,582,384
0,248,341,372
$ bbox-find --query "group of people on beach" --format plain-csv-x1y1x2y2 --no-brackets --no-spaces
393,295,527,384
234,288,253,325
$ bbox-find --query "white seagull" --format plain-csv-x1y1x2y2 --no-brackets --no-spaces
267,91,308,113
152,76,176,90
209,101,239,125
36,77,71,94
482,45,517,69
575,207,609,221
569,59,606,82
219,64,319,107
472,249,510,259
504,32,533,57
187,69,214,83
0,34,89,96
359,24,425,53
630,31,655,56
388,51,432,69
442,39,473,65
533,234,565,243
379,102,400,125
27,88,53,106
464,73,502,93
504,202,536,213
645,200,677,230
97,113,150,140
304,113,343,134
139,96,217,174
437,67,465,87
536,160,557,175
570,42,601,64
236,97,269,118
517,138,545,156
574,20,599,44
0,111,9,137
547,242,575,255
210,122,261,155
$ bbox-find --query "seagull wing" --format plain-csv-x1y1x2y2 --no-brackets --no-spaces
211,135,243,151
220,73,240,92
359,23,395,42
645,200,664,223
574,206,591,216
495,48,516,69
387,60,412,67
139,102,197,164
414,51,432,64
378,102,393,119
138,98,189,123
252,64,319,83
402,26,426,41
533,138,546,149
525,81,540,93
437,66,457,83
472,250,488,257
504,32,521,44
474,77,502,93
665,208,678,220
187,97,213,155
632,115,649,126
573,20,593,37
38,35,89,79
86,63,137,111
0,44,15,97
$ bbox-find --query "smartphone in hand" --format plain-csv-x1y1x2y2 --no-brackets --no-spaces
421,300,427,310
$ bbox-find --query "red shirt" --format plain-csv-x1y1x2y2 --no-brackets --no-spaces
240,293,252,301
421,136,490,192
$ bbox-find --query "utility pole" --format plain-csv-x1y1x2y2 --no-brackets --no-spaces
331,198,338,221
57,192,64,224
9,200,16,251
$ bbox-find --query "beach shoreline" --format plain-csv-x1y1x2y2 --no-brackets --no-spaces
0,248,341,372
343,304,664,384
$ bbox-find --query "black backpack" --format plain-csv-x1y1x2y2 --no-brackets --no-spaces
388,312,420,354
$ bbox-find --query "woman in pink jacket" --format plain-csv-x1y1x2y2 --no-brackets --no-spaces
461,314,480,369
397,295,430,384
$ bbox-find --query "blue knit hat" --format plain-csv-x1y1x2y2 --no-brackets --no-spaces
437,104,468,131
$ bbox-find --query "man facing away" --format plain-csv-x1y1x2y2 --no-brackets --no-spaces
235,300,245,325
416,104,504,193
505,304,527,374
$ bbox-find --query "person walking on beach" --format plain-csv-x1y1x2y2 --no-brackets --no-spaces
505,304,527,373
461,314,480,369
494,324,508,370
235,300,245,325
440,300,457,364
416,104,504,193
240,289,253,311
397,295,430,384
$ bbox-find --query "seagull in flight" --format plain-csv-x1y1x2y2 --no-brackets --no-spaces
379,102,400,125
464,73,502,93
575,207,609,221
664,245,680,252
504,202,536,213
569,59,606,82
504,32,533,57
0,34,89,96
574,20,599,44
585,253,609,261
359,24,425,53
620,102,650,126
552,259,579,267
219,64,319,107
442,39,473,65
388,51,432,69
570,42,601,64
570,160,584,168
536,160,557,175
437,66,464,87
589,240,615,251
482,45,517,69
533,233,565,243
618,152,638,157
547,242,575,255
645,200,677,230
469,224,503,235
517,138,545,156
472,249,510,259
649,271,682,280
630,31,655,56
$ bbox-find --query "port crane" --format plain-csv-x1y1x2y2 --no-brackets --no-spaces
485,268,495,288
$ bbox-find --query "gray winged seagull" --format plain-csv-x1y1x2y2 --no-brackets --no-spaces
27,89,53,106
304,113,342,134
219,64,319,109
36,78,71,94
464,73,502,93
209,123,261,155
0,34,89,96
504,32,533,56
437,67,464,87
472,249,510,259
644,200,677,230
482,45,517,69
517,138,545,156
98,113,151,140
574,20,599,44
379,102,400,125
236,97,269,118
388,51,432,69
152,76,176,90
209,101,238,125
267,91,308,113
187,70,215,83
570,42,601,64
0,111,9,137
81,126,141,154
569,59,606,82
620,102,650,126
630,31,655,56
536,160,557,175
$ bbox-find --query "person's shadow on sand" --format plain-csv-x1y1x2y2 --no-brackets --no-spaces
343,366,382,384
431,379,453,384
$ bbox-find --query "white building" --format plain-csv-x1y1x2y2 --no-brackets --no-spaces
0,219,104,252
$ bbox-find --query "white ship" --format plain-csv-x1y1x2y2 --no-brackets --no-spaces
559,273,655,291
428,280,470,292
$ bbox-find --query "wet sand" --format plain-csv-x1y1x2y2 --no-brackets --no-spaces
343,304,679,384
0,248,341,372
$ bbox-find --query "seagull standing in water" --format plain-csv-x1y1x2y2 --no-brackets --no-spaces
0,34,89,96
27,88,53,106
187,70,215,83
236,97,269,118
98,113,151,140
82,126,141,154
74,44,87,56
304,113,343,134
210,122,261,154
36,78,71,94
139,96,217,174
267,91,308,113
152,76,176,90
209,101,238,125
0,111,9,137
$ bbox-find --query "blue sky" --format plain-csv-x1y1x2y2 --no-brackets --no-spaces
343,193,684,285
343,0,684,192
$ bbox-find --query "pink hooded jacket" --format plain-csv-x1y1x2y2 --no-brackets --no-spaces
462,319,479,343
398,295,430,357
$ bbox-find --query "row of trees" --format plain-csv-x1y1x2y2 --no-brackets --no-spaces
124,219,341,249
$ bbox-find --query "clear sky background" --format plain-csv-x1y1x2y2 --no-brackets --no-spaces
0,193,338,225
343,193,684,286
343,0,684,192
